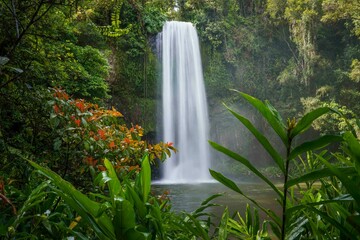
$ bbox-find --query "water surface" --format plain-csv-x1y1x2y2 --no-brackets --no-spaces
152,181,281,221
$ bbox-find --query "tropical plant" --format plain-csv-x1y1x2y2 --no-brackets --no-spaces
48,88,175,184
210,90,359,239
24,153,222,240
26,154,160,239
218,205,271,240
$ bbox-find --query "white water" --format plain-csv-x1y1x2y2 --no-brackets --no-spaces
159,21,211,183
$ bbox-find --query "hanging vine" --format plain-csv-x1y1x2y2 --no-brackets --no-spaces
284,0,321,87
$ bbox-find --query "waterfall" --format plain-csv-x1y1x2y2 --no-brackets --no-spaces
159,21,211,183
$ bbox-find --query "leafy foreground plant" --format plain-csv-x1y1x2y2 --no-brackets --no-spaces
210,91,360,239
23,154,218,240
26,155,161,239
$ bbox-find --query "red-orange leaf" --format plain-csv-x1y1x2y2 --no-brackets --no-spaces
109,141,116,149
74,119,81,127
98,129,106,140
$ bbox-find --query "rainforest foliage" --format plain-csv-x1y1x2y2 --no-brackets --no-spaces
0,0,359,239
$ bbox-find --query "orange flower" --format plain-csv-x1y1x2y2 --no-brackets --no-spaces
129,165,140,172
74,119,81,127
75,100,85,112
53,88,69,100
124,138,131,144
84,156,97,166
97,165,106,171
98,129,106,140
53,104,60,113
167,142,173,147
109,141,116,149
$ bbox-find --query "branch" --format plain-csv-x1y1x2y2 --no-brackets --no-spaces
0,193,17,215
7,0,55,57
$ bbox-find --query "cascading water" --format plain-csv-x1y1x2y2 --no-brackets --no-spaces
159,21,211,183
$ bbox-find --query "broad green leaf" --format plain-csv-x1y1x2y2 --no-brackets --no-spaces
209,141,283,199
125,229,151,240
286,167,356,188
234,91,288,146
290,107,330,138
53,189,113,240
96,202,112,217
113,197,136,239
218,207,229,240
289,135,343,160
104,158,123,199
94,171,112,188
125,184,147,220
29,161,115,239
226,105,285,173
140,154,151,202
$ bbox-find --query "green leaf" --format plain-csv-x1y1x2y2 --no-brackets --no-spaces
113,197,136,239
343,131,360,173
286,167,357,188
253,207,260,236
289,135,343,160
94,171,112,188
104,158,123,199
29,161,115,239
125,228,151,240
286,194,354,216
268,221,281,239
12,182,49,228
290,107,330,138
184,213,210,240
140,154,151,202
200,193,223,206
307,206,354,239
265,100,285,126
348,215,360,234
218,207,229,240
209,169,242,194
234,91,288,146
209,169,281,226
318,155,360,204
193,203,220,215
148,200,164,238
125,184,147,220
287,216,308,240
246,204,252,233
209,141,283,199
226,105,285,173
0,56,9,65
